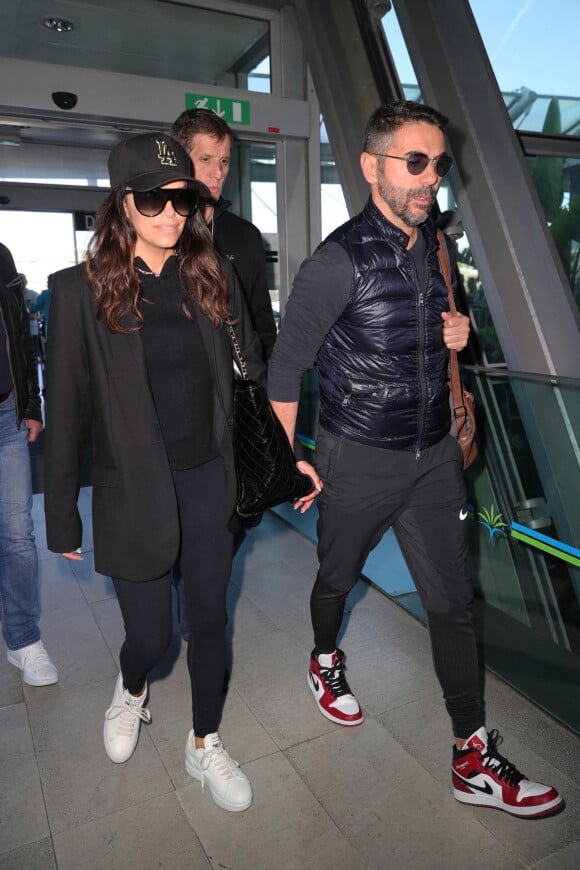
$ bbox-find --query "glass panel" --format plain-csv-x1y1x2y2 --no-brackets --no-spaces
247,56,271,95
0,211,77,288
226,141,277,234
436,183,506,364
526,150,580,310
222,138,279,318
320,117,349,236
462,370,580,732
469,0,580,135
0,1,271,93
380,7,420,99
378,8,508,362
455,230,506,366
0,143,110,187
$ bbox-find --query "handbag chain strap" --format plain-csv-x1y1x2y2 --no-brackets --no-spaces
436,230,465,417
226,323,249,381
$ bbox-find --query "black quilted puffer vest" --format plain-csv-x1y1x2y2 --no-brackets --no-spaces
316,198,452,453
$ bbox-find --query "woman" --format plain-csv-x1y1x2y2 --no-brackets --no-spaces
44,132,265,813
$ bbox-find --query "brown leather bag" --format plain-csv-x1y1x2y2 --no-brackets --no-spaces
436,231,478,470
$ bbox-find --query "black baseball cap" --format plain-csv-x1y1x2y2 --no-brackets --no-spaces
108,132,208,195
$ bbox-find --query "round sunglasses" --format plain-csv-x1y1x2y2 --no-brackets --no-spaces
124,187,201,218
372,151,453,178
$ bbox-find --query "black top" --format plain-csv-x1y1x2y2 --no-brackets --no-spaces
138,256,218,469
408,228,427,293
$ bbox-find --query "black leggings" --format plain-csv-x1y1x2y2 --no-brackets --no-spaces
113,457,234,737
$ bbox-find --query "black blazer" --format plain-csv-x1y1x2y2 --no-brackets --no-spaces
44,259,266,581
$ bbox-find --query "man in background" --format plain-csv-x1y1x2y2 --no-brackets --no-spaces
0,243,58,686
19,273,42,364
171,107,277,361
31,275,53,350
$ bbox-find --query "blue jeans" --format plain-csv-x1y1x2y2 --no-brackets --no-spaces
0,392,40,650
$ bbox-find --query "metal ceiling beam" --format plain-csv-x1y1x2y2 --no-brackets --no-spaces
292,0,401,215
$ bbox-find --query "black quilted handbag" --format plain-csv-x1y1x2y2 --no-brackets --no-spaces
227,324,314,519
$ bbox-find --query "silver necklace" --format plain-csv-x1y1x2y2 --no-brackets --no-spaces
135,265,160,277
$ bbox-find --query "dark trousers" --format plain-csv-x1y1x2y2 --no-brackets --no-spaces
311,429,481,739
113,457,234,737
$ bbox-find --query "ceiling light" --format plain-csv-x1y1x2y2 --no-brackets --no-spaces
42,16,75,33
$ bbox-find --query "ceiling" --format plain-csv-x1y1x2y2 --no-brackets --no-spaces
0,0,284,149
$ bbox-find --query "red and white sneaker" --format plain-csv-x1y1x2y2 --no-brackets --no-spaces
452,727,564,818
308,649,364,727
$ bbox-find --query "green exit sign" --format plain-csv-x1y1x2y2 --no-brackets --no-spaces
185,94,251,126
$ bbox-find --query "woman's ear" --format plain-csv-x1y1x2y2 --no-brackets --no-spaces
121,188,130,220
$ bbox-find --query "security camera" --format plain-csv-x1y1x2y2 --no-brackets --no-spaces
52,91,78,110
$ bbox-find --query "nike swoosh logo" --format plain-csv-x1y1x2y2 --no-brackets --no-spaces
454,773,493,795
311,676,320,692
459,508,469,520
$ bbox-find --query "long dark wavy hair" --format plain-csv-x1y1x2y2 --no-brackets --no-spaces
85,188,231,333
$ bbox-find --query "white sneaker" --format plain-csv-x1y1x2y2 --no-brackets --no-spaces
185,730,252,812
7,640,58,686
103,673,151,764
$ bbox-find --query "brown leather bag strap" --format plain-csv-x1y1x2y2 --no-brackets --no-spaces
436,230,464,417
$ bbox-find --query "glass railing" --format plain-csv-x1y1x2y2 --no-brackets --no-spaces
276,367,580,735
461,368,580,734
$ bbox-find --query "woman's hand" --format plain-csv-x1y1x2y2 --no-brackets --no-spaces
293,460,323,513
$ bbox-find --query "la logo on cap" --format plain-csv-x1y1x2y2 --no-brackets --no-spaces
156,138,178,167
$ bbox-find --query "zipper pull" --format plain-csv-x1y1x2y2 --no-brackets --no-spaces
416,448,421,461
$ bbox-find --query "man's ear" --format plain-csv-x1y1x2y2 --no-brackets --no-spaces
360,151,378,185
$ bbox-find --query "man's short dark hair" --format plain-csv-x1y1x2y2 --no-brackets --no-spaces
363,101,448,154
171,108,234,152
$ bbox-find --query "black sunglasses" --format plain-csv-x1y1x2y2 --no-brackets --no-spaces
372,152,453,178
124,187,200,218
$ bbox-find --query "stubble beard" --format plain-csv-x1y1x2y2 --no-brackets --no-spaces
377,175,436,228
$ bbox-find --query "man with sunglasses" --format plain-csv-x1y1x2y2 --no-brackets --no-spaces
268,101,563,819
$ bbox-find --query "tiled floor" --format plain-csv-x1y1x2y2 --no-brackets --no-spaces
1,489,579,869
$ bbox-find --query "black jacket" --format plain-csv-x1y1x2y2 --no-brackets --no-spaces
213,198,277,359
44,257,265,581
0,242,42,425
